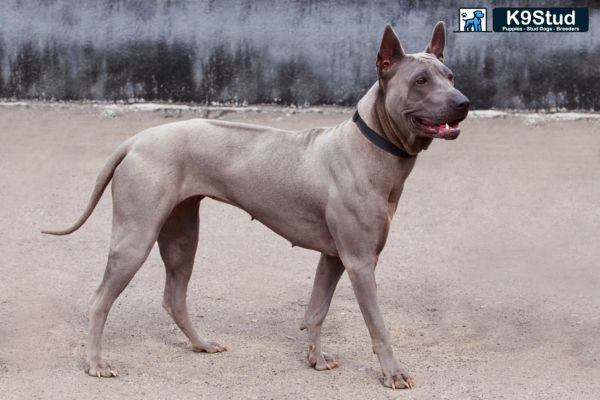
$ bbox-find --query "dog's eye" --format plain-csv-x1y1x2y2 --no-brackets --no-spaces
416,77,427,85
448,73,454,81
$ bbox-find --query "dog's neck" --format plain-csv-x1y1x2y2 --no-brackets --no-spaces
357,83,432,156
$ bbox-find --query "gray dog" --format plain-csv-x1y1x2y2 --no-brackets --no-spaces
43,22,469,389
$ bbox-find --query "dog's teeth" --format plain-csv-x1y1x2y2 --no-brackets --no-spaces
445,123,449,129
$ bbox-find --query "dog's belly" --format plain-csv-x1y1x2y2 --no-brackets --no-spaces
248,204,338,256
206,193,338,257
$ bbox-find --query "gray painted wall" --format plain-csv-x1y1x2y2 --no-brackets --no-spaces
0,0,597,109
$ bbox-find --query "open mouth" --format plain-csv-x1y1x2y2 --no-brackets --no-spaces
413,117,463,139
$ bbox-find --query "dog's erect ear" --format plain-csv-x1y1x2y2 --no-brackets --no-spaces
377,24,404,75
425,21,445,62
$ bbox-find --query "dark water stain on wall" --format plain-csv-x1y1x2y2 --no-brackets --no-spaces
0,0,597,109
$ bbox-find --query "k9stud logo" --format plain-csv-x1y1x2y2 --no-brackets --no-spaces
493,8,589,32
457,7,589,33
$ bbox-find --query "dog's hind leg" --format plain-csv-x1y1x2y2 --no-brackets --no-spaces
300,254,344,370
158,196,226,354
86,211,167,377
85,159,177,378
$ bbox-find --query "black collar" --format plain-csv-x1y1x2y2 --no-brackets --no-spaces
352,111,415,158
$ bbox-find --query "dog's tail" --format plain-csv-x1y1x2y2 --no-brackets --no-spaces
41,139,132,236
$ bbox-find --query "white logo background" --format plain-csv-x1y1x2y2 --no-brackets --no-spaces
459,8,488,32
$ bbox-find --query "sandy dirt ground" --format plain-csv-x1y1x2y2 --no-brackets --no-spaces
1,104,599,400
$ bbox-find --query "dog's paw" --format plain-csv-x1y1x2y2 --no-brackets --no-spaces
381,372,414,390
307,344,339,371
85,360,118,378
193,341,227,353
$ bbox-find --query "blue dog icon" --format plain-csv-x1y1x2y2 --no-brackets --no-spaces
463,10,485,31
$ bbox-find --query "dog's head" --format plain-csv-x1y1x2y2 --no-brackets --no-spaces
376,22,469,141
473,10,485,19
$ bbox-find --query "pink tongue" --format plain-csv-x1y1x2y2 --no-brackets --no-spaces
419,119,460,134
435,122,459,135
436,124,449,134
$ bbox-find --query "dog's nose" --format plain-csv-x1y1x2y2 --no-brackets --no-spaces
452,94,470,110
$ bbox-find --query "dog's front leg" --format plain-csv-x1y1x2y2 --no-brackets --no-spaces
346,261,415,389
301,254,345,370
